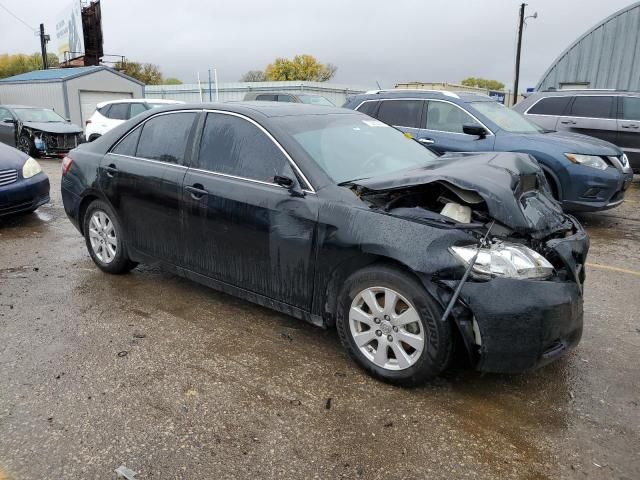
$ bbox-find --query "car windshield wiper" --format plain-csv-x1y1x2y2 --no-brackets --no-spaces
337,176,372,187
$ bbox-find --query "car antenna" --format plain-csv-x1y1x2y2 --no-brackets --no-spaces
440,220,495,323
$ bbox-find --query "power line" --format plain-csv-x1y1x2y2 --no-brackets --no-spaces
0,2,37,32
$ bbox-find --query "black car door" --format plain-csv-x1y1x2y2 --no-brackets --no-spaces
0,108,16,147
99,110,199,265
181,111,319,310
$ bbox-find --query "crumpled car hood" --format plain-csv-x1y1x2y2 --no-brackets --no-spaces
350,151,570,236
23,121,83,134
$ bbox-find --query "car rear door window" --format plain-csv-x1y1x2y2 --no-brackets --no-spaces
98,105,112,117
197,113,293,183
277,95,294,102
108,103,129,120
355,101,379,117
527,96,572,116
129,103,147,118
426,101,479,133
569,96,615,119
621,96,640,120
136,112,197,165
376,100,422,128
111,127,142,156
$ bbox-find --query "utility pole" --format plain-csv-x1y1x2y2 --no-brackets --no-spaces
208,68,212,102
39,23,50,70
513,3,526,106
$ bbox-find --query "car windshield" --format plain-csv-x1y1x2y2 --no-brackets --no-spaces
470,100,544,134
13,108,66,123
276,114,439,184
298,95,334,107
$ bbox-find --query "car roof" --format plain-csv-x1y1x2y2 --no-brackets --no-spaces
350,89,496,103
533,89,640,96
156,101,353,118
1,105,48,109
96,98,183,108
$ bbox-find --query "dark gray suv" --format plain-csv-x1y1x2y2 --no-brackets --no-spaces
514,90,640,172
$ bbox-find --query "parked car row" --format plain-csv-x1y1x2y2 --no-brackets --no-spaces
343,90,634,212
61,102,588,385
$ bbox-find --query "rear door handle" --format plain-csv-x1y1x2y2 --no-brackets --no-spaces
560,120,576,125
185,184,208,199
418,138,435,145
621,124,639,129
104,164,118,178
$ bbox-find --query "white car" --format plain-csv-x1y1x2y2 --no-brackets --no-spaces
85,99,184,141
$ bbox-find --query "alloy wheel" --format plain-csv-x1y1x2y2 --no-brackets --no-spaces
18,137,31,154
349,286,425,371
88,210,117,264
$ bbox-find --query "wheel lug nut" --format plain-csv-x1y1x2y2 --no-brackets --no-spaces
387,335,393,342
375,330,382,337
393,326,398,332
374,318,380,324
384,315,390,320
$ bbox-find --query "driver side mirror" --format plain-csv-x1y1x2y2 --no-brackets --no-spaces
2,118,16,124
462,124,488,138
274,174,305,197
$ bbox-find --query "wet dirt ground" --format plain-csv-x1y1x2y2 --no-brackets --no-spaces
1,160,639,480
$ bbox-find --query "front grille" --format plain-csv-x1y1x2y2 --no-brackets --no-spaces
44,133,80,150
0,168,18,187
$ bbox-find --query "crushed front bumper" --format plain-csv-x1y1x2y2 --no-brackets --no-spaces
433,218,589,374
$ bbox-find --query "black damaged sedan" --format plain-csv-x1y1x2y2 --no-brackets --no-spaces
61,103,588,386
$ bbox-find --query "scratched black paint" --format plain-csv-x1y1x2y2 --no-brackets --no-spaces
61,103,589,374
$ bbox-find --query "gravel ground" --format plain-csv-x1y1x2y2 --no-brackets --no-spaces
1,160,639,479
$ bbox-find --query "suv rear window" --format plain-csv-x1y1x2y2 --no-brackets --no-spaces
569,96,615,119
376,100,422,129
527,96,571,116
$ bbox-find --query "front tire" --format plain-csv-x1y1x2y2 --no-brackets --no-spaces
336,265,452,386
83,200,137,274
17,134,37,157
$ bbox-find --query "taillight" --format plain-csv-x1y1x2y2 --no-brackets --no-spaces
62,156,73,175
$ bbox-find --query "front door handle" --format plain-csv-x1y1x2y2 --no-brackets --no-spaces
185,184,208,199
559,120,576,125
104,164,118,178
621,124,639,129
418,138,435,145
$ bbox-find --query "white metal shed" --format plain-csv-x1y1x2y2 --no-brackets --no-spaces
0,66,144,126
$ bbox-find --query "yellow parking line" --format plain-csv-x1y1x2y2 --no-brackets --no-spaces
586,262,640,277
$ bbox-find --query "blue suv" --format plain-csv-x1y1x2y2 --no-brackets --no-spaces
343,90,634,212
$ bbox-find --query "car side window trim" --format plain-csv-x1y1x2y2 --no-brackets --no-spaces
524,94,619,120
355,98,494,136
200,109,315,193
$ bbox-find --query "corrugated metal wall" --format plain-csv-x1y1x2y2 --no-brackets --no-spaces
145,81,372,106
537,2,640,91
0,82,66,117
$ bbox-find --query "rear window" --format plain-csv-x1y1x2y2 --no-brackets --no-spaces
569,96,615,119
376,100,422,129
136,112,197,164
527,96,571,116
107,103,129,120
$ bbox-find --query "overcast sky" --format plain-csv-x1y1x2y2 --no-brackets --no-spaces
1,0,635,90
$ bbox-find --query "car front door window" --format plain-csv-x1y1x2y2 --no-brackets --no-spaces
426,101,479,134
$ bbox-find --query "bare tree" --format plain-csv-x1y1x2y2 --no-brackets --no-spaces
240,70,266,82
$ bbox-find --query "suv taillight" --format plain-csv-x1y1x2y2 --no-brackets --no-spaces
62,156,73,175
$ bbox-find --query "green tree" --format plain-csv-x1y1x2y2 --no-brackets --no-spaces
164,77,182,85
264,54,336,82
0,53,60,79
461,77,505,91
114,60,164,85
240,70,266,82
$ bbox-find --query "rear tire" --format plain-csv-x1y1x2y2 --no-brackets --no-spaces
336,265,453,386
83,200,137,274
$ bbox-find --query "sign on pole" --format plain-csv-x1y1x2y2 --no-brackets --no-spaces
55,0,85,62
